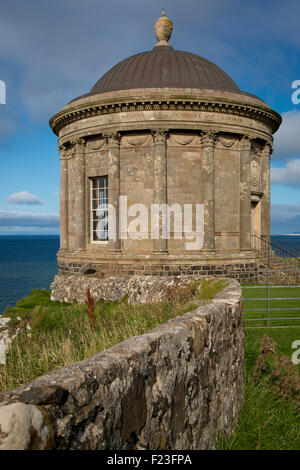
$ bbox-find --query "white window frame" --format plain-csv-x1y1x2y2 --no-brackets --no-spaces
90,176,109,244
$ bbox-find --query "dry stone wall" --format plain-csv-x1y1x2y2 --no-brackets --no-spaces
0,279,244,450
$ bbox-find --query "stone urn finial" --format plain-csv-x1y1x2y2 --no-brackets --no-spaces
154,9,173,47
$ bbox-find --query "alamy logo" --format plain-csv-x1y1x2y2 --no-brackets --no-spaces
0,80,6,104
95,196,205,250
291,80,300,105
291,340,300,365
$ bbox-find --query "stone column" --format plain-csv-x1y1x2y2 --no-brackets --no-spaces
72,137,87,251
239,135,252,250
261,142,272,238
152,129,168,253
58,144,69,251
201,131,216,251
106,132,121,252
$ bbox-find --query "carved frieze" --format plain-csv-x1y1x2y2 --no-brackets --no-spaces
50,99,281,136
171,133,196,146
87,137,106,151
218,135,236,148
122,134,150,147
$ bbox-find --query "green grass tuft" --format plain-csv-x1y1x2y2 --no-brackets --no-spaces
217,326,300,450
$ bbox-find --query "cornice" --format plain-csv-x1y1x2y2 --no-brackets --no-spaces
49,97,282,136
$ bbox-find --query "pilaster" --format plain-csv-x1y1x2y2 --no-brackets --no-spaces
105,131,121,252
152,129,168,253
261,142,272,238
201,131,217,251
239,135,252,250
58,144,69,251
72,137,87,251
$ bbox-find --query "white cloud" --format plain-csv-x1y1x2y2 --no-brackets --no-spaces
271,158,300,187
0,211,59,227
271,204,300,234
273,110,300,160
271,204,300,221
7,191,43,205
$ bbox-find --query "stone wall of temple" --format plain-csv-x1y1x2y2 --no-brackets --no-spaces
52,85,277,280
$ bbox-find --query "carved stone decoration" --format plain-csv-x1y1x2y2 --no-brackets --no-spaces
123,134,149,147
154,10,173,47
218,136,236,148
200,131,217,147
58,143,68,159
261,142,273,159
104,131,121,148
250,157,260,188
239,135,252,151
70,137,87,154
172,133,196,146
50,99,282,136
251,141,261,155
151,129,168,145
89,138,106,151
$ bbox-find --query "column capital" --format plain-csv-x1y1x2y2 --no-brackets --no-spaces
239,134,252,151
261,142,273,158
70,137,87,153
58,143,69,159
151,129,169,144
200,130,218,147
104,131,121,147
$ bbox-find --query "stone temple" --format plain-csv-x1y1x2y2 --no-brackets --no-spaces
49,11,281,282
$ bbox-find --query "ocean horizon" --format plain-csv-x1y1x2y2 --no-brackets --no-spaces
0,235,59,315
1,233,300,315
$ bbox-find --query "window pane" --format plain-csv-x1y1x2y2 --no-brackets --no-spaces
91,176,108,241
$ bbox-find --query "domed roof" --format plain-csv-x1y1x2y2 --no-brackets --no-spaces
89,46,240,95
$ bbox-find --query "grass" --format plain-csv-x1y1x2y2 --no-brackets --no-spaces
2,280,299,449
217,323,300,450
243,284,300,327
0,279,227,391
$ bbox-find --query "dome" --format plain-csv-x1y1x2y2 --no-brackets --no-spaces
89,46,240,95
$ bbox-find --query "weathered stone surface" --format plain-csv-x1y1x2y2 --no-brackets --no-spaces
51,273,205,304
0,279,244,450
18,385,68,406
0,402,53,450
0,317,24,350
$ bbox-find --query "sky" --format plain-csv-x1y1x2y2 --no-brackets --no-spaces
0,0,300,235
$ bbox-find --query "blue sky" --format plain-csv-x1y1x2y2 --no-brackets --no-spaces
0,0,300,234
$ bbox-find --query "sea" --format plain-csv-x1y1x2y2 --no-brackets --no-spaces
0,234,300,315
0,235,59,315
